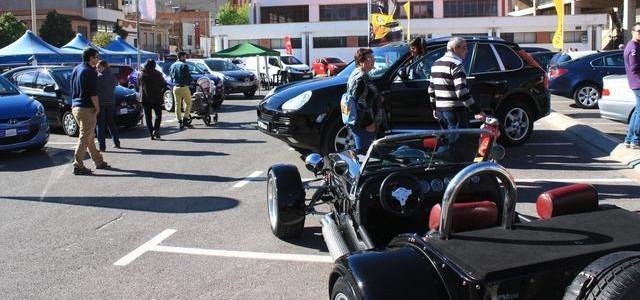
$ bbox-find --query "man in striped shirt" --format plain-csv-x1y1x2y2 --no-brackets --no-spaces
428,37,485,129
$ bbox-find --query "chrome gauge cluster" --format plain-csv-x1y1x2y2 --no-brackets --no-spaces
430,178,444,193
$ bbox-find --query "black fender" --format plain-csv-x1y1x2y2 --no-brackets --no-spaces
329,245,449,300
268,164,306,225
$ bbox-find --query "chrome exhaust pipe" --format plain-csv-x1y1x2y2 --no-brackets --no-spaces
320,214,350,261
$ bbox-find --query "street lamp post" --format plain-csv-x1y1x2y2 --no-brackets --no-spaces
31,0,37,36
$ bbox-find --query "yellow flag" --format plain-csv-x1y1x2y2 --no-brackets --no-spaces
552,0,564,50
403,1,411,41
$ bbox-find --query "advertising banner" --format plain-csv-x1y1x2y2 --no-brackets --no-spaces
552,0,564,50
369,0,404,47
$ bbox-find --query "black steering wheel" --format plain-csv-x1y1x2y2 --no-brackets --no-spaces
379,172,423,217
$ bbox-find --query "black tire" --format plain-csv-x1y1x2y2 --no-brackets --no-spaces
573,83,600,109
321,117,355,155
163,90,175,112
212,94,224,108
331,276,359,300
62,111,79,137
581,256,640,300
243,90,256,97
204,115,212,126
267,165,306,239
496,101,534,146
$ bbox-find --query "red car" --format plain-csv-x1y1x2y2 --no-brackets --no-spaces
311,57,347,77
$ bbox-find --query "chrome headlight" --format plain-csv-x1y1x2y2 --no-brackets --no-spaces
282,91,312,113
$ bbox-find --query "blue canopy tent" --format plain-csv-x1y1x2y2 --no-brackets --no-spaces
0,30,79,66
60,33,127,64
104,36,157,65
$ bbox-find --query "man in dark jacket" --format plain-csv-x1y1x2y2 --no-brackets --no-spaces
170,51,193,130
70,48,110,175
96,60,120,151
139,59,165,139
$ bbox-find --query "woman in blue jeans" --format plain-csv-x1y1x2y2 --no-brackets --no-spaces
346,48,379,153
625,89,640,149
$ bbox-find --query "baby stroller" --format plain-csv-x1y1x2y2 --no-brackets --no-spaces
184,77,219,126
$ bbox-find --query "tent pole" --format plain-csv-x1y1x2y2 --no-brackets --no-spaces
136,0,141,91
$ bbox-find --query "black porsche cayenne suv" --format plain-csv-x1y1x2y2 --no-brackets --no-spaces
257,36,550,154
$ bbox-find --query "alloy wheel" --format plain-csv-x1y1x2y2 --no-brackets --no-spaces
63,113,77,136
163,91,174,111
577,86,599,108
503,107,530,142
334,126,356,152
334,293,349,300
267,175,278,230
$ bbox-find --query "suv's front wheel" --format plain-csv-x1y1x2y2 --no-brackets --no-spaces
497,101,533,146
323,118,356,154
163,90,175,112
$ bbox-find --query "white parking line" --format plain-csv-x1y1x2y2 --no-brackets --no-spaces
233,171,264,188
47,142,78,145
114,229,332,266
114,229,177,266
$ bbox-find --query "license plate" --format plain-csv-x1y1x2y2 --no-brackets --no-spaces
120,108,128,115
257,121,268,130
4,129,17,137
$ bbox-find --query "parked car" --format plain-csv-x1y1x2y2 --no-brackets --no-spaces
129,60,224,111
2,66,142,137
521,46,551,53
188,58,259,97
311,57,348,77
257,37,550,154
599,74,635,123
0,75,49,151
110,64,135,88
230,58,246,69
530,51,559,70
548,50,624,108
244,54,312,83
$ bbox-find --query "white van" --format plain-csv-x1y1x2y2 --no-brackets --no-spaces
244,54,312,83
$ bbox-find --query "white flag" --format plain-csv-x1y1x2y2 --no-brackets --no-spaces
138,0,156,21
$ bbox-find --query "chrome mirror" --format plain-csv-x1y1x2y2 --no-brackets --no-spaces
305,153,324,174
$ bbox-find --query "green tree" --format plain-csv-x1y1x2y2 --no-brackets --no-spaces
92,32,113,48
218,3,249,25
39,10,73,47
0,12,27,48
113,23,128,40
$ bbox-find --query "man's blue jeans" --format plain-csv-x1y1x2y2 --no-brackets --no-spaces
625,89,640,145
349,125,375,154
437,110,470,130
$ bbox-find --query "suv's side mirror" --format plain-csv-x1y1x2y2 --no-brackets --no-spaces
397,67,408,80
333,160,349,176
43,84,56,93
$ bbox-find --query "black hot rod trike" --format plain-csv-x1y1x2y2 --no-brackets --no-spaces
266,125,640,300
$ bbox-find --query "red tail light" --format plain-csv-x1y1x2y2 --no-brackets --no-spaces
549,68,568,79
602,88,610,96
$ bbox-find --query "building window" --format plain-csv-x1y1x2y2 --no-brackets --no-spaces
358,36,368,47
314,37,348,48
563,31,587,43
96,21,115,33
261,6,309,23
443,0,497,17
270,38,302,49
398,1,434,19
319,4,367,21
87,0,118,9
187,35,193,46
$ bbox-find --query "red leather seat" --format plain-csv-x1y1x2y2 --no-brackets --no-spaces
428,201,498,232
536,183,598,220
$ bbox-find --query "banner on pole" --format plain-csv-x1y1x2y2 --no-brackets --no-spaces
138,0,156,21
403,1,410,41
284,35,293,55
369,0,403,47
552,0,564,50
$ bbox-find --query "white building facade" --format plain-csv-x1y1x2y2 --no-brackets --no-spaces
211,0,609,64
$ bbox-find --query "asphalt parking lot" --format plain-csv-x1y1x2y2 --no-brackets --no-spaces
1,94,639,299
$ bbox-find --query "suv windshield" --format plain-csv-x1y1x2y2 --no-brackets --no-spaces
281,56,302,65
0,76,20,96
205,60,240,71
338,43,408,79
362,130,484,174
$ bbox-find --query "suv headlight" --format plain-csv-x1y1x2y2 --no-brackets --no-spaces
282,91,312,113
35,103,45,117
224,75,235,82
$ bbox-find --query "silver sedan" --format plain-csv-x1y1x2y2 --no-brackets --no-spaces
599,75,635,123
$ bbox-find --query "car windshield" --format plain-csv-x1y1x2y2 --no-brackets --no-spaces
362,130,485,174
325,58,343,64
0,76,20,96
337,43,408,79
187,62,207,74
51,69,72,92
205,60,240,71
281,56,302,65
158,62,171,75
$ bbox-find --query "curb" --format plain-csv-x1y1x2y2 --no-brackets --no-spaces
543,112,640,170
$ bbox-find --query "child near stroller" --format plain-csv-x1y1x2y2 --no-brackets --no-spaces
184,77,219,126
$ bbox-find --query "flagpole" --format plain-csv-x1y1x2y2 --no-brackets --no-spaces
31,0,37,36
136,0,141,74
367,0,371,46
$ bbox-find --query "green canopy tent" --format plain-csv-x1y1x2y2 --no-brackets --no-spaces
211,42,281,92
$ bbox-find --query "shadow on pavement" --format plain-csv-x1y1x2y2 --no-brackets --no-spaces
167,138,266,144
2,195,239,213
189,121,258,131
117,146,229,157
284,226,329,253
219,104,258,113
92,167,246,182
516,182,640,203
0,147,72,172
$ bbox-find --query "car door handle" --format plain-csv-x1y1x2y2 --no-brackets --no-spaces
487,80,507,86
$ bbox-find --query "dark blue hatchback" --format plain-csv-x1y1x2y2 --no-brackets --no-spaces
548,50,625,108
0,76,49,151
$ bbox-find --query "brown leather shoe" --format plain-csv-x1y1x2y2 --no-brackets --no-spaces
96,162,111,169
